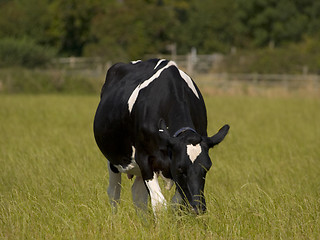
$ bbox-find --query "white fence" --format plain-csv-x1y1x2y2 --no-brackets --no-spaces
51,54,222,75
51,56,320,93
194,73,320,95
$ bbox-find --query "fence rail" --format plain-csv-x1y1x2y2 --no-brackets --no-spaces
50,57,320,93
195,73,320,84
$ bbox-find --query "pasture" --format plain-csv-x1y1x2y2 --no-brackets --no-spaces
0,94,319,239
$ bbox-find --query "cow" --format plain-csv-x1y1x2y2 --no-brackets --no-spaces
93,59,229,215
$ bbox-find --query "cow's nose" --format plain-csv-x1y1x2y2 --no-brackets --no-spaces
191,203,206,215
201,204,207,213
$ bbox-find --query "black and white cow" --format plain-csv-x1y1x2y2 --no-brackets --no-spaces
93,59,229,214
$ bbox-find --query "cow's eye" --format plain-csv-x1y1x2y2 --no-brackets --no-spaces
177,167,187,178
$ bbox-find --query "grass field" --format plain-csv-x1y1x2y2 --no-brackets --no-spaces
0,94,319,239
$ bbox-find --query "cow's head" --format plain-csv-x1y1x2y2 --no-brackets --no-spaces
158,119,229,214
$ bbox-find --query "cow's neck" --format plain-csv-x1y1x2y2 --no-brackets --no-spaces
167,102,195,137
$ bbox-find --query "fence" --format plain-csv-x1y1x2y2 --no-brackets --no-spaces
145,53,224,75
51,54,222,75
193,73,320,95
51,56,320,95
51,57,112,77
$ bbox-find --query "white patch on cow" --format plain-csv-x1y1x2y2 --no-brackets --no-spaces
131,146,136,160
114,161,141,176
131,60,141,64
178,69,199,99
154,59,166,69
145,173,167,212
186,143,202,163
114,146,141,176
128,61,177,113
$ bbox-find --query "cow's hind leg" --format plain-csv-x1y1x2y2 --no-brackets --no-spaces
131,176,149,210
107,162,121,210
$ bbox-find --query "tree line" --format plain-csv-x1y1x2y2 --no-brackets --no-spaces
1,0,320,64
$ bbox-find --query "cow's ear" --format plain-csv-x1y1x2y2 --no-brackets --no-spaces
158,119,177,146
206,124,230,148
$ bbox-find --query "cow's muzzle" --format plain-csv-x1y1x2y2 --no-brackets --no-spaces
190,195,206,215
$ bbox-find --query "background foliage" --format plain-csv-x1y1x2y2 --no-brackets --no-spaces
0,38,56,68
1,0,320,64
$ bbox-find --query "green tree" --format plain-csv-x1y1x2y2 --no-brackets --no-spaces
47,0,100,56
235,0,320,48
174,0,238,54
1,0,320,59
0,0,51,44
84,0,176,60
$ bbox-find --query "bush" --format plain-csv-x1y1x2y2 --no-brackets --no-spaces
0,38,56,68
0,68,102,94
218,37,320,74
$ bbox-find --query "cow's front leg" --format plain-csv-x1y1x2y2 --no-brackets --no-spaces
171,188,183,210
136,152,167,213
107,161,121,210
145,172,167,213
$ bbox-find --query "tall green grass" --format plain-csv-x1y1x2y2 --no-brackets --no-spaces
0,95,319,239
